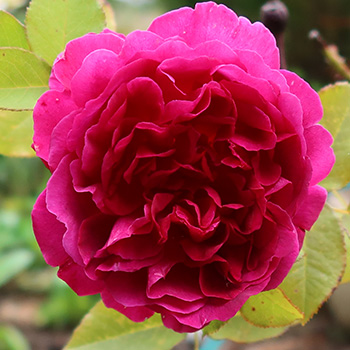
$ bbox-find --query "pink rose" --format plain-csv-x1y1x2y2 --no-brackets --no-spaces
32,1,334,332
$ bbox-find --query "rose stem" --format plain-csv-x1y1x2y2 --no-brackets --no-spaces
260,0,289,69
194,332,200,350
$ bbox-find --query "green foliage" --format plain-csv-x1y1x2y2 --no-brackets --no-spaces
341,232,350,283
0,110,35,157
240,288,303,328
280,205,346,324
202,320,226,336
0,11,29,50
0,0,108,157
0,48,50,110
64,301,185,350
210,313,287,343
319,82,350,191
0,47,50,157
25,0,106,65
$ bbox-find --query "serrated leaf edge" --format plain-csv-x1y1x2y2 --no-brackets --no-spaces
239,288,303,329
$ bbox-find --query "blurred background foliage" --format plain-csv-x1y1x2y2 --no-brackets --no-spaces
0,0,349,349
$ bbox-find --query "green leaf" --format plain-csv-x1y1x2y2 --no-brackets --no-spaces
280,205,346,324
202,320,227,336
0,109,35,157
341,229,350,284
0,48,50,110
210,313,287,343
0,11,30,50
64,301,185,350
25,0,106,65
319,82,350,191
0,249,34,287
240,288,303,328
327,189,350,284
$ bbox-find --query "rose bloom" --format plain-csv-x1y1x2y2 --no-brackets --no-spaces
32,1,334,332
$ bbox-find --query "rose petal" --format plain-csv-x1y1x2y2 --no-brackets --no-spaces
46,155,96,265
33,90,78,163
102,289,154,322
51,30,125,91
32,190,68,266
148,2,279,68
304,125,335,186
282,70,323,127
58,258,104,295
71,49,121,107
293,185,327,231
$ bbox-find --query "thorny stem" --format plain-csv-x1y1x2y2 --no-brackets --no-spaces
309,29,350,81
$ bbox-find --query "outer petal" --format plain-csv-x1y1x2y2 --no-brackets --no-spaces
293,185,327,231
162,285,264,332
102,289,154,322
32,190,68,267
46,155,96,265
304,124,335,186
148,1,279,68
58,258,104,295
71,49,121,107
33,90,78,163
50,30,125,91
281,70,323,127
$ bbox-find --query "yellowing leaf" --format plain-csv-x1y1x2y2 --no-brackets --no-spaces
98,0,117,31
64,301,184,350
0,48,50,110
240,288,303,328
25,0,106,65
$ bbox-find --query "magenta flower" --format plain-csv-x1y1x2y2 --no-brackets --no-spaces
32,2,334,332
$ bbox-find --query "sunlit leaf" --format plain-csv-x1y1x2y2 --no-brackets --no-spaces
210,313,287,343
0,48,50,110
240,288,303,328
26,0,106,65
0,109,35,157
0,11,29,50
64,301,185,350
319,82,350,191
280,205,345,324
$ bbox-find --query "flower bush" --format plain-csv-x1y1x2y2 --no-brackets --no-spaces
31,1,334,332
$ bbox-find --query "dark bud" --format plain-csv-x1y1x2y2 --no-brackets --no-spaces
260,0,289,36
